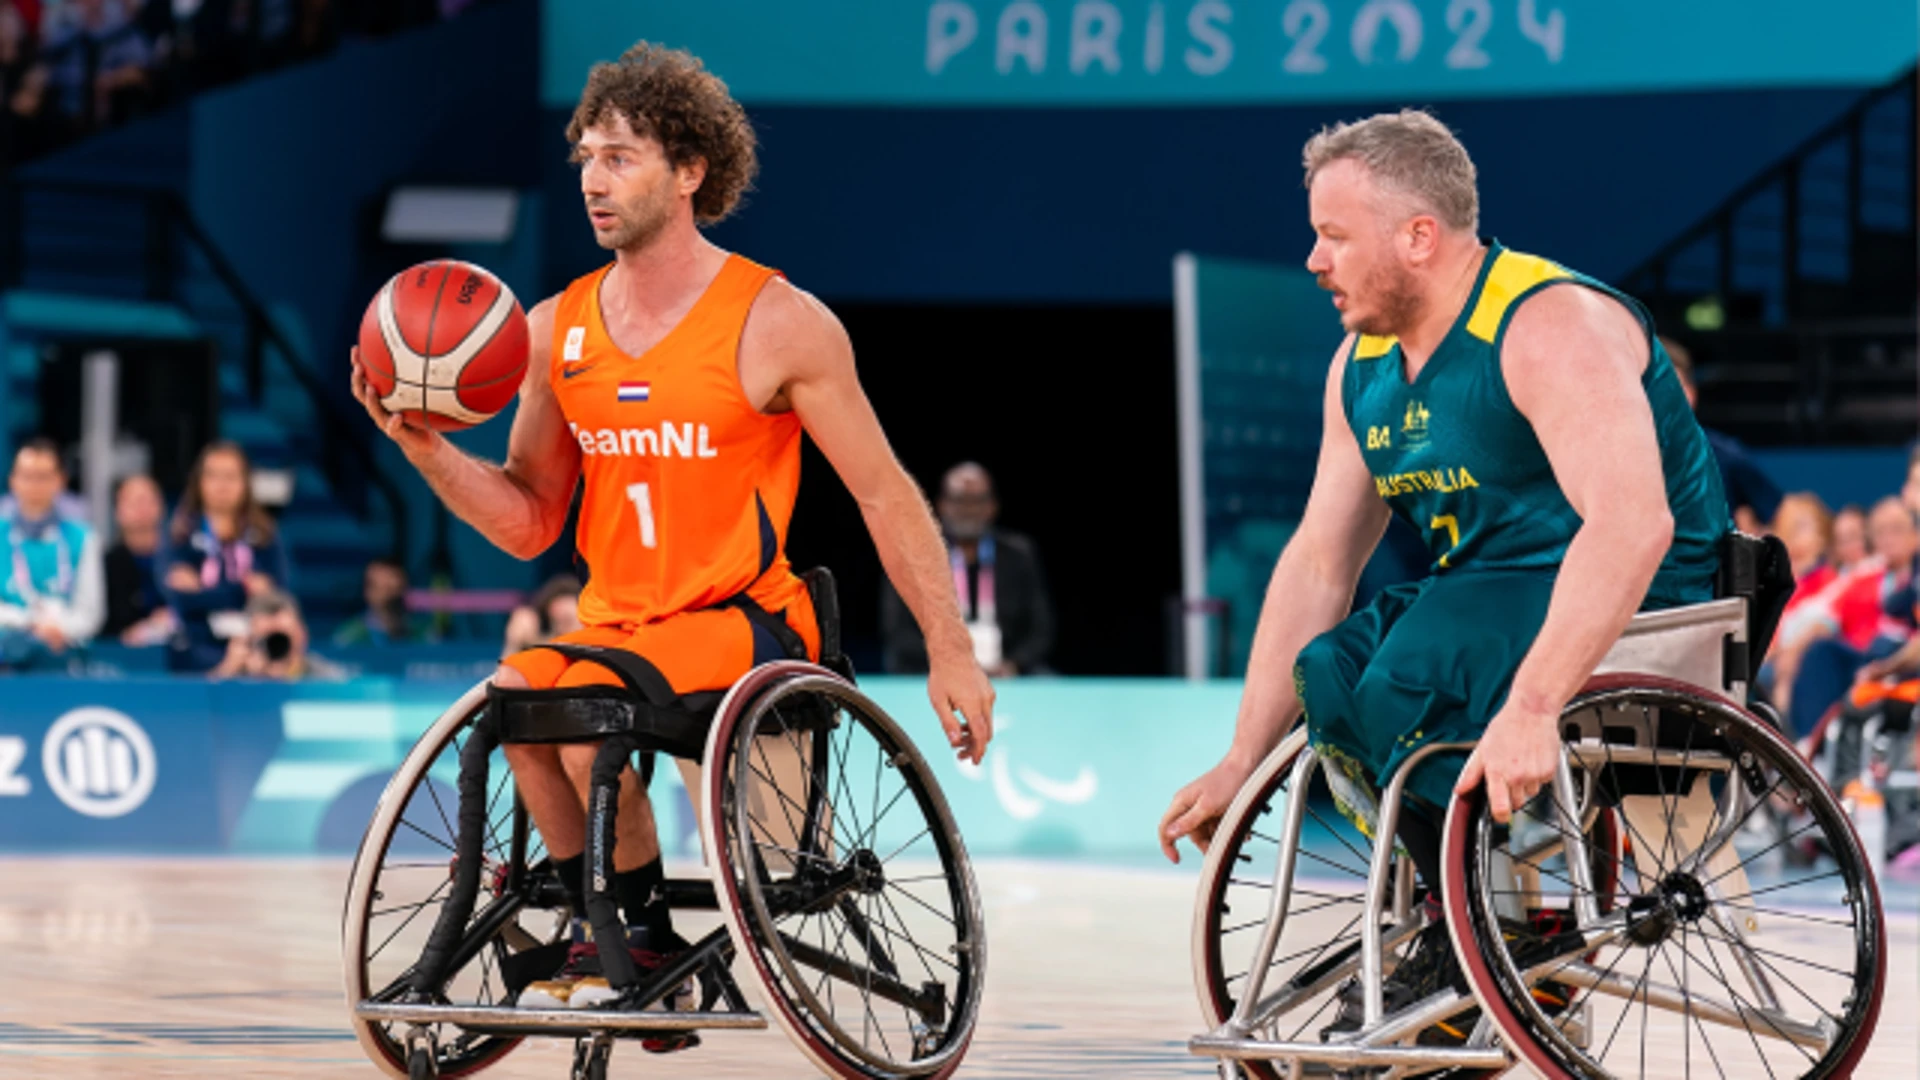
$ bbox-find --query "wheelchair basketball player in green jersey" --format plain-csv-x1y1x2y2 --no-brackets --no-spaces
1159,109,1730,1033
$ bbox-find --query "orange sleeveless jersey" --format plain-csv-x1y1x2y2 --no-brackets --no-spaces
547,254,817,654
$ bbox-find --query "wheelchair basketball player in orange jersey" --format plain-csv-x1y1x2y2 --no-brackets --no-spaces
350,41,994,1033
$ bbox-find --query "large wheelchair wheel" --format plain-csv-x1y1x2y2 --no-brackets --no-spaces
343,684,566,1079
1445,676,1886,1080
1192,729,1504,1080
702,662,985,1079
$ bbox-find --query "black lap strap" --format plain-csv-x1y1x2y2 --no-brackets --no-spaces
489,644,710,757
535,643,679,703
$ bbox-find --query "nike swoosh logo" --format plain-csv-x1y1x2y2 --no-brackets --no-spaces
562,364,597,380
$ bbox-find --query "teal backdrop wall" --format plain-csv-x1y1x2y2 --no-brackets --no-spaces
543,0,1919,107
0,676,1239,860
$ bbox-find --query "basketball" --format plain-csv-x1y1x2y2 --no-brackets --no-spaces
357,260,529,431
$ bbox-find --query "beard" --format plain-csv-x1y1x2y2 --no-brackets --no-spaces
1345,260,1424,338
589,183,675,252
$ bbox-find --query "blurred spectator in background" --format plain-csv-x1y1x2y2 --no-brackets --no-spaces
1830,504,1870,575
38,0,154,136
333,555,435,646
101,472,175,645
501,573,581,658
0,0,47,160
163,440,290,673
1877,452,1920,635
1775,496,1917,735
211,586,340,680
881,462,1053,677
0,438,103,670
1904,448,1920,517
4,0,483,166
1774,492,1833,589
1763,492,1833,707
1665,338,1781,535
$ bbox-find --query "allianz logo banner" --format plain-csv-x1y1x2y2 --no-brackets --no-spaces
0,676,1242,858
543,0,1919,108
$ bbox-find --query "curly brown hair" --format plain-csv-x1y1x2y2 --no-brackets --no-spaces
566,42,758,225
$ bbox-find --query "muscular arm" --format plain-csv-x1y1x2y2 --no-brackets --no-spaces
742,280,994,762
351,298,582,560
1503,288,1675,718
1160,340,1391,859
1458,286,1675,820
1225,341,1393,769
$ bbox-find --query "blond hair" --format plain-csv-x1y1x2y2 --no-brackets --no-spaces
1303,109,1479,233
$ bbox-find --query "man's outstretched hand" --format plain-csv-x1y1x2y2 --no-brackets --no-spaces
350,347,441,457
928,645,995,765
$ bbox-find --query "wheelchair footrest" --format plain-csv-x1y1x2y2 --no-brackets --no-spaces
1188,1033,1508,1071
355,1001,769,1034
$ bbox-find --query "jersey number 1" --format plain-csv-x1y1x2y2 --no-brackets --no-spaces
626,483,657,549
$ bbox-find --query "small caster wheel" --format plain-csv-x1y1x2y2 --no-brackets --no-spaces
571,1035,613,1080
408,1046,437,1080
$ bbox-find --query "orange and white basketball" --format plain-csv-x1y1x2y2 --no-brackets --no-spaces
357,260,529,431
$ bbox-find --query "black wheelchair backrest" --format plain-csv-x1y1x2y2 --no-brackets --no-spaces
801,566,846,670
1715,530,1795,681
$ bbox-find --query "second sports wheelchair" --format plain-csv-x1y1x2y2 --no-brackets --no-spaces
1189,535,1887,1079
340,569,986,1079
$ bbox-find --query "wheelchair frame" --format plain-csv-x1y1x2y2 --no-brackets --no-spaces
342,575,985,1080
1189,587,1885,1079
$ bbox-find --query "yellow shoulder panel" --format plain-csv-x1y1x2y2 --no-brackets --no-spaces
1353,334,1398,360
1465,250,1570,343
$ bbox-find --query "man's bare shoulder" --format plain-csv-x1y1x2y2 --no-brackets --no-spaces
528,294,560,334
743,276,854,374
515,296,564,401
1329,332,1358,377
1503,285,1644,368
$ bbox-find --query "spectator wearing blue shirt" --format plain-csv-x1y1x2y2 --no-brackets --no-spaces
1665,338,1783,535
163,441,290,673
37,0,152,131
0,438,103,669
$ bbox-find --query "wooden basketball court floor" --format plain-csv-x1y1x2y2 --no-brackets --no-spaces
0,858,1911,1078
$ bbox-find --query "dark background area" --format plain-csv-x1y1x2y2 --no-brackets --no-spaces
785,303,1180,676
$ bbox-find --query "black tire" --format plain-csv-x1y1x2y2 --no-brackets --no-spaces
1447,677,1887,1080
704,663,985,1079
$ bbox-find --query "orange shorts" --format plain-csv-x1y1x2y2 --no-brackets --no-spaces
500,596,819,695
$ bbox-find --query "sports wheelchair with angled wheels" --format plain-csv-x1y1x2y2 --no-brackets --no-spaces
342,569,985,1079
1189,535,1888,1079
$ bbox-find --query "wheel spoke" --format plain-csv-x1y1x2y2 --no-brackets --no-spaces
728,682,973,1071
884,879,958,928
398,816,456,854
873,886,962,978
370,877,452,961
1670,925,1793,1078
1652,934,1732,1079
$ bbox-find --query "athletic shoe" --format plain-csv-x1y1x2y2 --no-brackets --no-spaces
1320,920,1466,1042
517,938,601,1010
517,928,697,1022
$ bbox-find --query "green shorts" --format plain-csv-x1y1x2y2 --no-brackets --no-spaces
1295,569,1558,819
